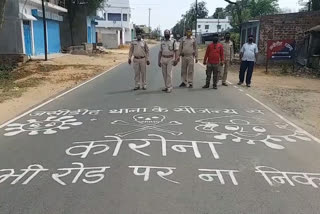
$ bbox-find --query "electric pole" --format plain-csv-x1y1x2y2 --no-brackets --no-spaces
148,8,151,38
195,0,198,38
41,0,48,61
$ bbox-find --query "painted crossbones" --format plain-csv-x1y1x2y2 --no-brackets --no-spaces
111,113,183,137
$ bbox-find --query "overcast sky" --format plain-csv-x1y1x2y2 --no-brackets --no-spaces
127,0,302,30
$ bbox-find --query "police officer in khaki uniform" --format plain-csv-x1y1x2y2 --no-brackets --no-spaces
220,32,234,86
158,30,179,93
179,29,198,88
128,33,150,90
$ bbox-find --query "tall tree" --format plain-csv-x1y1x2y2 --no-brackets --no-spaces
66,0,105,45
172,1,208,37
212,7,226,19
312,0,320,10
224,0,279,33
0,0,6,30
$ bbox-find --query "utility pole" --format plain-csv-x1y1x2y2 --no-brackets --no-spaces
148,8,151,38
41,0,48,61
195,0,198,38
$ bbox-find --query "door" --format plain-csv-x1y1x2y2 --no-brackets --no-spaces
87,26,92,43
33,18,45,55
47,20,61,54
23,21,32,56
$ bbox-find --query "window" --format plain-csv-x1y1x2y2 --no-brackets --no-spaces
123,14,128,21
108,13,121,21
205,25,209,29
198,25,201,28
104,13,106,20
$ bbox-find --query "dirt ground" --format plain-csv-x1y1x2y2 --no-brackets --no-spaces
0,47,131,124
198,46,320,138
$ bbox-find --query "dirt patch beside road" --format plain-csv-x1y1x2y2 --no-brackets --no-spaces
0,49,129,124
227,66,320,139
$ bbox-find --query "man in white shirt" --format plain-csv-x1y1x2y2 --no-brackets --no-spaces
238,35,258,87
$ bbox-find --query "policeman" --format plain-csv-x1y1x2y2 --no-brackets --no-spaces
220,32,234,86
128,33,150,90
179,29,198,88
158,30,179,93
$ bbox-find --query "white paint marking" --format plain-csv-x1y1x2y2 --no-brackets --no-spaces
0,64,121,129
246,93,320,144
234,86,239,89
239,89,244,92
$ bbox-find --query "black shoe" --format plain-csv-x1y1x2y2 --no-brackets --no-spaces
188,84,193,88
162,88,168,92
202,84,209,89
213,85,218,89
179,82,186,87
142,87,147,90
237,82,243,85
133,87,140,90
246,84,251,88
222,82,228,86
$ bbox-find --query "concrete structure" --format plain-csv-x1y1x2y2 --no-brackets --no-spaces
0,0,67,57
96,0,133,48
60,6,97,49
196,17,232,34
241,11,320,64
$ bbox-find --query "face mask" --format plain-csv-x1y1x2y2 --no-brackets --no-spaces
165,35,170,40
137,36,142,41
225,36,230,40
249,38,254,42
213,38,218,43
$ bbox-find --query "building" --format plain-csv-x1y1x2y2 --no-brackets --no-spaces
241,11,320,64
60,5,98,49
0,0,67,58
196,17,232,34
96,0,134,48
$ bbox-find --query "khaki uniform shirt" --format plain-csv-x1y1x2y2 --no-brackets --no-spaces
179,37,198,58
221,40,234,63
129,40,149,60
160,39,178,57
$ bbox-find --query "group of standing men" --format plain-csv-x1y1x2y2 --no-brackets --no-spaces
128,29,258,92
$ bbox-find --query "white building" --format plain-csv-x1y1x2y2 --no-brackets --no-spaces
96,0,133,48
197,17,232,34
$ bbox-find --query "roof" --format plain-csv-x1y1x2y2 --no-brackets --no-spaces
308,25,320,32
241,20,260,25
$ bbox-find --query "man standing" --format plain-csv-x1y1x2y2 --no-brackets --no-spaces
202,33,224,90
238,35,258,87
220,32,234,86
128,33,150,90
158,29,179,93
179,29,198,88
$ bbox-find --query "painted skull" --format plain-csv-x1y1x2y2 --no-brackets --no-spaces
133,114,165,125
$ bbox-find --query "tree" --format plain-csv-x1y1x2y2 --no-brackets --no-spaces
224,0,279,33
212,7,226,19
150,27,161,39
0,0,6,30
172,1,208,37
66,0,105,45
135,26,145,36
312,0,320,10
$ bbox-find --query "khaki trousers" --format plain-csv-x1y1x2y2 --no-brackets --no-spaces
181,56,194,84
161,57,174,89
133,58,147,87
222,61,230,84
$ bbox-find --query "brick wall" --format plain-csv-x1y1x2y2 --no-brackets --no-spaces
258,11,320,63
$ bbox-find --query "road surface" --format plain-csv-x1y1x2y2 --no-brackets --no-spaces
1,46,320,214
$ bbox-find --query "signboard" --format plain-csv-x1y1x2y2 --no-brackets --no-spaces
267,40,295,60
32,9,63,22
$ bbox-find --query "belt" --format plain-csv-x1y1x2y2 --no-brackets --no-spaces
162,55,174,58
134,56,145,59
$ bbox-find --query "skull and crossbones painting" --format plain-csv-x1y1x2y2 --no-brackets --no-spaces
111,113,183,137
195,116,311,150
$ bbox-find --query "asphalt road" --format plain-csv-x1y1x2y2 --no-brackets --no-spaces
1,46,320,214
